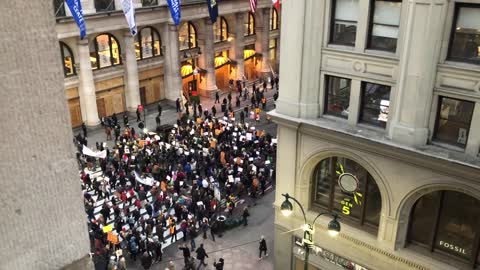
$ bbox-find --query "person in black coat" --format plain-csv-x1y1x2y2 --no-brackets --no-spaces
179,243,191,265
140,251,152,270
259,235,268,259
195,244,208,267
176,98,181,112
81,123,87,138
214,258,224,270
242,207,250,226
157,102,162,116
215,91,220,104
211,106,217,117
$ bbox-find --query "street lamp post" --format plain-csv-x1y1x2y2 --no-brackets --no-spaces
280,193,341,270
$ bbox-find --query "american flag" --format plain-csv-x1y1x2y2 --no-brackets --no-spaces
249,0,257,13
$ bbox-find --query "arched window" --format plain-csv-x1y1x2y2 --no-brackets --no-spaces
89,33,121,70
179,22,197,50
407,191,480,268
60,42,76,77
244,12,255,36
135,27,162,60
312,157,382,234
270,8,278,30
213,17,229,43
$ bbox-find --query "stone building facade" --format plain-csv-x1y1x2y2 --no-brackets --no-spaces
54,0,281,127
271,0,480,269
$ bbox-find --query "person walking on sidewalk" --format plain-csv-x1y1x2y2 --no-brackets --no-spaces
211,105,217,117
259,235,268,260
82,122,87,138
215,91,220,104
195,244,208,269
242,207,250,226
157,102,162,116
176,98,181,112
136,107,141,122
179,243,191,265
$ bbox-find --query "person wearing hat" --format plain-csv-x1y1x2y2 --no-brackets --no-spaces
214,258,224,270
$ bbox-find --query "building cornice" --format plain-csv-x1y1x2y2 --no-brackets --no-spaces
269,111,480,182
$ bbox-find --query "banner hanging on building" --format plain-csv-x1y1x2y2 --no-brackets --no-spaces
249,0,257,13
207,0,218,23
121,0,137,36
167,0,181,25
65,0,86,39
272,0,280,11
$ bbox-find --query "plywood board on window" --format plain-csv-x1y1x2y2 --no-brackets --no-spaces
65,87,79,100
139,67,164,81
215,64,230,90
139,76,165,105
95,77,124,92
68,98,82,127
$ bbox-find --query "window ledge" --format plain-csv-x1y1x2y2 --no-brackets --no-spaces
364,49,398,60
438,61,480,73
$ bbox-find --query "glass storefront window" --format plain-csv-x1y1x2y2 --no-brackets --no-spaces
312,157,381,234
213,17,228,43
448,4,480,64
408,191,480,267
367,0,401,52
90,34,122,70
408,191,439,246
245,12,255,36
324,75,351,119
359,82,391,128
330,0,358,46
179,22,197,50
60,42,75,77
434,96,474,148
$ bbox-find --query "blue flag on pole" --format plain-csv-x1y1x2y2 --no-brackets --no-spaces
65,0,86,39
207,0,218,23
167,0,181,25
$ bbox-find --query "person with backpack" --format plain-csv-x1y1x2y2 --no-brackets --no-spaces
195,243,209,268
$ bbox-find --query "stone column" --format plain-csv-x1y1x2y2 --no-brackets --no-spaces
390,0,448,147
275,0,305,118
198,18,219,97
229,13,245,80
123,31,141,112
78,38,100,126
163,23,183,104
255,8,271,77
0,0,92,269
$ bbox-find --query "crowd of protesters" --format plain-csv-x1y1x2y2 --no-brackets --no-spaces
75,79,277,270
